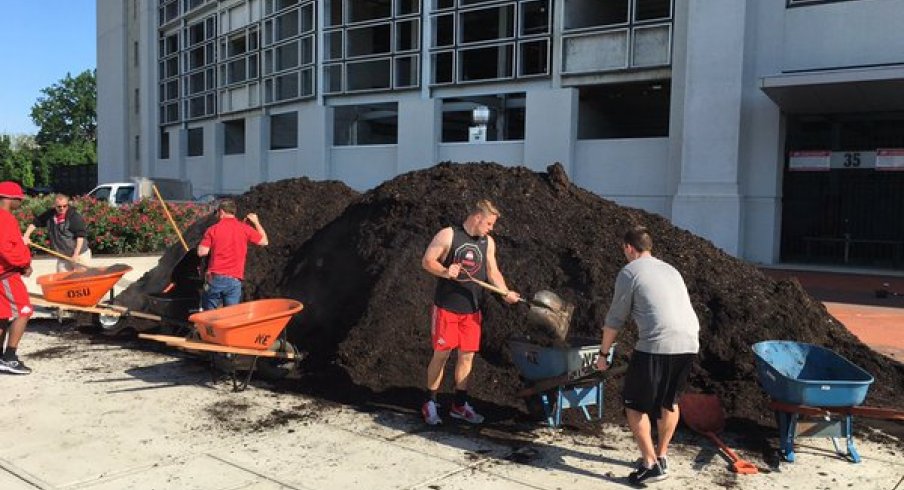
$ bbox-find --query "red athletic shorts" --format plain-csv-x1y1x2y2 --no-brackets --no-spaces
430,305,482,352
0,274,33,320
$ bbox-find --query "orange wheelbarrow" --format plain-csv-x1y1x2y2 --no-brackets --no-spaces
35,264,134,307
140,299,304,391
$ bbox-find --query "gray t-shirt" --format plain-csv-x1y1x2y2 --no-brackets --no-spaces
604,255,700,355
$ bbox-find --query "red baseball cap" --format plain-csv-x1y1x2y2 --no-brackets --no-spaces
0,181,25,199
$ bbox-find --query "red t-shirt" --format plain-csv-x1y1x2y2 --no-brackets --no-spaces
0,208,31,275
199,217,262,280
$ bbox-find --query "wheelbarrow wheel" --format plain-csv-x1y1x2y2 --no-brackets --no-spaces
255,339,300,381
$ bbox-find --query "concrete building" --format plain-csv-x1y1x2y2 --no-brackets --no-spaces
97,0,904,268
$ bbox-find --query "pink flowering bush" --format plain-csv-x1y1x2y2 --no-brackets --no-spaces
14,196,209,254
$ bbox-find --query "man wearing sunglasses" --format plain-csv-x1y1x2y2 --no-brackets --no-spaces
23,194,91,272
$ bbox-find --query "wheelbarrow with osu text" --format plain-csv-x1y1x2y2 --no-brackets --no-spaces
140,298,304,391
27,264,197,329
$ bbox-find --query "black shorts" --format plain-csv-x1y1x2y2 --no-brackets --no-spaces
622,351,695,419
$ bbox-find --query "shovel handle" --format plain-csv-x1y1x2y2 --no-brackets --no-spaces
457,270,519,298
29,242,85,265
704,432,758,474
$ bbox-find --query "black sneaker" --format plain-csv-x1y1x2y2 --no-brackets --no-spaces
628,461,668,486
0,358,32,375
634,457,668,474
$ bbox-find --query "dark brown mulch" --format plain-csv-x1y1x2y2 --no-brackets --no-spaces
117,163,904,430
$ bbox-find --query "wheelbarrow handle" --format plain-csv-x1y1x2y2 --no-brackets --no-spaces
517,364,628,398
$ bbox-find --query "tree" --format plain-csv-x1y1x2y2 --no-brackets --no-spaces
30,70,97,147
0,135,35,187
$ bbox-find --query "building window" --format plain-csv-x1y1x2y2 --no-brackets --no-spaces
158,0,179,25
158,30,180,125
562,0,672,74
263,1,316,103
429,0,550,86
441,93,525,143
159,130,170,159
577,81,670,139
323,0,421,94
134,135,140,160
223,119,246,154
181,15,218,120
187,127,204,156
270,111,298,149
787,0,863,6
333,103,398,146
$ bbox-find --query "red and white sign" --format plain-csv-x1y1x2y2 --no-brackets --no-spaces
875,148,904,171
789,151,831,171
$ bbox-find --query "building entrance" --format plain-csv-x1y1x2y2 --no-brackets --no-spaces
781,114,904,268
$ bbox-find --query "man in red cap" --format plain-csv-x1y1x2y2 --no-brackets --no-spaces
0,181,34,374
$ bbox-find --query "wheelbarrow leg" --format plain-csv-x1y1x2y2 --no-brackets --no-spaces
830,414,860,463
231,356,259,392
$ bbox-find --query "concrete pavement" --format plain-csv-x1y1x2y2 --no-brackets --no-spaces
2,322,902,490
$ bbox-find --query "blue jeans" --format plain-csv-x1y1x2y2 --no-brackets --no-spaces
202,274,242,310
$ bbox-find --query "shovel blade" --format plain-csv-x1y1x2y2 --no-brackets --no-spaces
732,460,759,475
527,298,573,341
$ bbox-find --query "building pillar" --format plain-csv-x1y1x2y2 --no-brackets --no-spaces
397,97,439,173
670,0,747,255
524,88,577,174
298,104,330,180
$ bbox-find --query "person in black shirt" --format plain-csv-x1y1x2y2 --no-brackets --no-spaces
23,194,91,272
420,199,520,425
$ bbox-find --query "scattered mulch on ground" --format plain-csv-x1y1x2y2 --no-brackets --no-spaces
26,345,75,360
119,163,904,430
204,399,320,432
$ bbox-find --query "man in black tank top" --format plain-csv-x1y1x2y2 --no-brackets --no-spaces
420,199,520,425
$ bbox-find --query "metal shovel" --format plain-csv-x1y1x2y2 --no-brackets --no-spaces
458,271,573,341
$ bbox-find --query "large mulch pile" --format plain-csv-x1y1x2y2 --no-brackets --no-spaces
119,163,904,427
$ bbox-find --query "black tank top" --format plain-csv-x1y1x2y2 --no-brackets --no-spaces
433,226,489,313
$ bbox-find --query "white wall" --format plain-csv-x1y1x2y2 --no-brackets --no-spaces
437,142,525,166
573,138,671,216
96,1,128,183
330,145,398,191
783,0,904,71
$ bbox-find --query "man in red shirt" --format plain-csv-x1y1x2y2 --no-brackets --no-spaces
197,199,268,310
0,181,34,375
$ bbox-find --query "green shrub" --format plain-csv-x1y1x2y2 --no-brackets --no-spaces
13,196,209,254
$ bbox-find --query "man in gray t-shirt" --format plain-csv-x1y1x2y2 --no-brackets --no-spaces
596,226,699,486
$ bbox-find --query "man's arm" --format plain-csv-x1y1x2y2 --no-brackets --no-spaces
22,224,36,245
596,326,619,371
1,216,31,269
485,236,519,303
68,212,89,258
197,229,212,257
596,270,633,370
421,227,456,279
245,213,268,246
23,209,51,245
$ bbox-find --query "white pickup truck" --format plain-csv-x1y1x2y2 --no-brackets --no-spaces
87,178,193,206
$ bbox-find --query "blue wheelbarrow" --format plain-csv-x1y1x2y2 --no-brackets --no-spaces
752,341,884,463
509,337,623,427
